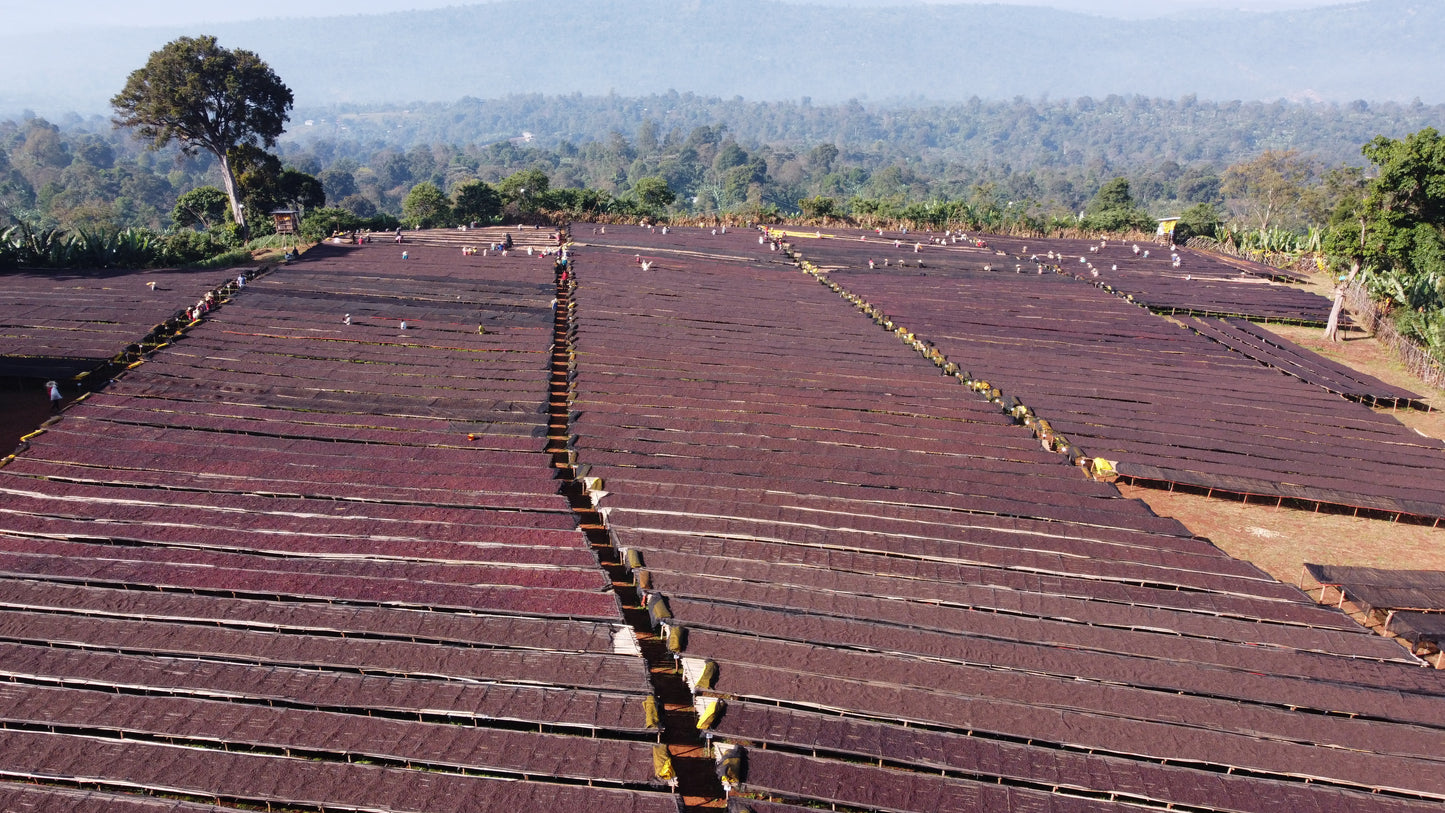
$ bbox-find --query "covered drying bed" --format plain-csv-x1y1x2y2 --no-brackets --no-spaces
567,228,1445,812
1187,315,1421,407
1388,612,1445,657
0,265,245,378
780,227,1325,321
787,232,1445,522
981,233,1327,321
1304,564,1445,663
1305,564,1445,614
0,241,677,812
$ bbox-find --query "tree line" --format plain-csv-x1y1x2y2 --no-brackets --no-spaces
2,36,1442,368
7,95,1440,237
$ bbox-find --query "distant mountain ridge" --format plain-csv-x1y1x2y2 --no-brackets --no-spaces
2,0,1441,115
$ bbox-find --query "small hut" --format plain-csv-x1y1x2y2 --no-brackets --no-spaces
1156,216,1181,245
271,208,300,255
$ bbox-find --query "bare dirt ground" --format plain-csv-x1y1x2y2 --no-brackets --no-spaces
1123,271,1445,592
1121,482,1445,582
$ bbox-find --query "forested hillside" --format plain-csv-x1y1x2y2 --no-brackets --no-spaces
4,92,1442,236
286,92,1445,173
2,0,1442,115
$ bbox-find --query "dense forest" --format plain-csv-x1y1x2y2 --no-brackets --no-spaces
288,92,1444,170
5,93,1443,235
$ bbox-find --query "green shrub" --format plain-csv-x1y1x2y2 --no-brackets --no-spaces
191,248,253,269
1172,202,1223,243
160,229,239,265
301,207,363,240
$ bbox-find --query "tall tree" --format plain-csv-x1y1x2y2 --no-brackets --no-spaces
227,144,282,217
1221,150,1316,232
452,180,502,224
402,182,450,228
171,185,230,230
1081,177,1153,232
1361,127,1445,262
275,169,326,216
497,168,550,213
1323,129,1445,344
1321,168,1369,341
798,195,840,219
808,143,840,175
632,176,675,212
111,35,293,236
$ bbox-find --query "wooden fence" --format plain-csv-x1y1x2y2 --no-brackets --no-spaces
1343,280,1445,395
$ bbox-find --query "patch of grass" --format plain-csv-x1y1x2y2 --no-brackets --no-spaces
188,249,254,269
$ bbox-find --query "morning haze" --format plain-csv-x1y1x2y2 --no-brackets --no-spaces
2,0,1438,117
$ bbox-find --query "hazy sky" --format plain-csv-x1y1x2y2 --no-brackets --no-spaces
8,0,1355,31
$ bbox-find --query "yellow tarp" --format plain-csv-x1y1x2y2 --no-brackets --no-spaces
696,697,722,729
653,744,675,781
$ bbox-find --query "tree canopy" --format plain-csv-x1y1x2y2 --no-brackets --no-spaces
632,176,675,212
452,180,502,224
401,181,450,228
171,185,229,231
1221,150,1317,232
1355,129,1445,346
1172,202,1224,243
1362,127,1445,257
798,195,840,219
111,35,293,232
497,168,550,212
1081,177,1153,233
